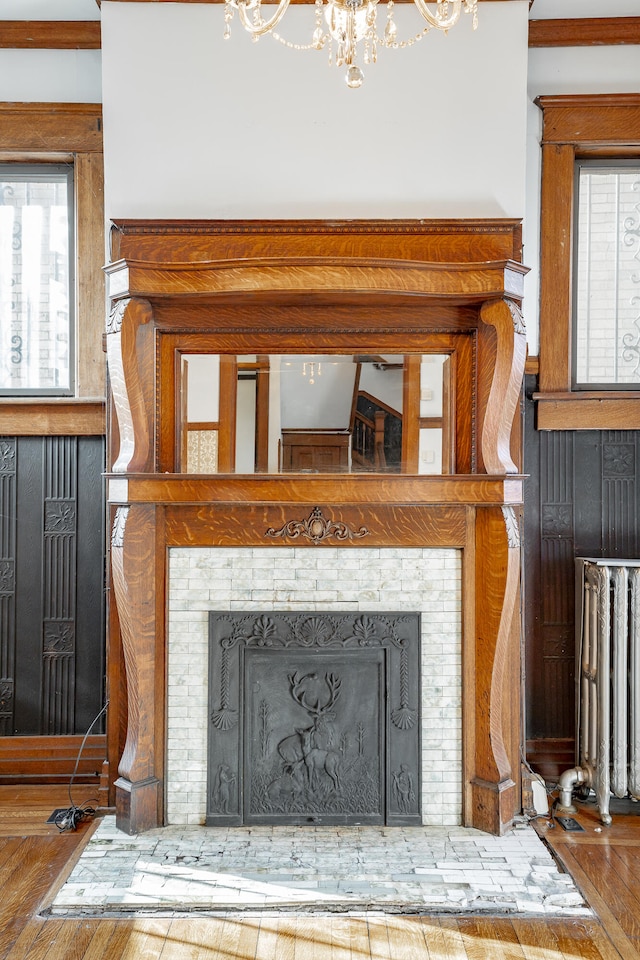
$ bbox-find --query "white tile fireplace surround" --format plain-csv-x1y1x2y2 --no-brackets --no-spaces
167,546,462,827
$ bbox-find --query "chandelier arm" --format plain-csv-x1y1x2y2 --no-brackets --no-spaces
236,0,292,36
411,0,462,31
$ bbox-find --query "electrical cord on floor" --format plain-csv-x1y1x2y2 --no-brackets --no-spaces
54,700,109,833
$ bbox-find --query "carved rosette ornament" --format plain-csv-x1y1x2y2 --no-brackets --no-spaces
265,506,370,545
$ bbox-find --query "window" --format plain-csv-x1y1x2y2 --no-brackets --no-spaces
573,161,640,389
536,94,640,429
0,103,104,434
0,164,75,395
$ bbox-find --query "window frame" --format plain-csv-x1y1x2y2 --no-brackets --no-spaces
535,93,640,430
0,103,104,434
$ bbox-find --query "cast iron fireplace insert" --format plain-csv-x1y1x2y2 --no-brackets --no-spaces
207,611,422,826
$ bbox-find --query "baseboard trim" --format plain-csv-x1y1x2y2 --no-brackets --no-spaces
0,734,107,784
526,738,575,782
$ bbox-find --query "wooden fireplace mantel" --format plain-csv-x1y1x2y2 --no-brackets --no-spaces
105,218,527,837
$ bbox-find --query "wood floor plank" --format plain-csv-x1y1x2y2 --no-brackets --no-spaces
611,845,640,890
365,916,392,960
578,847,640,942
38,920,97,960
419,918,468,960
68,921,123,960
2,918,45,960
490,918,531,959
546,917,632,960
271,917,297,960
5,920,69,960
329,915,353,960
344,918,371,960
230,915,261,960
88,920,140,960
255,916,287,960
0,837,28,880
547,845,639,960
512,916,584,960
164,916,226,960
214,914,249,960
293,917,322,960
382,916,433,959
118,918,174,960
460,917,526,960
0,837,77,957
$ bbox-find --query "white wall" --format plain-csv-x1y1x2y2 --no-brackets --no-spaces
0,50,101,102
100,1,529,221
0,0,101,102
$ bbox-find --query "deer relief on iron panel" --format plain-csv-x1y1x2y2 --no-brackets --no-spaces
207,612,421,826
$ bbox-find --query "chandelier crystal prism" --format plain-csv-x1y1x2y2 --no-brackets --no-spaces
223,0,478,87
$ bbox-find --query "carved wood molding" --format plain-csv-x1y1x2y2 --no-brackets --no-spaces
265,506,370,545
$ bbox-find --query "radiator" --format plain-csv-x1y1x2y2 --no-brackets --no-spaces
558,559,640,824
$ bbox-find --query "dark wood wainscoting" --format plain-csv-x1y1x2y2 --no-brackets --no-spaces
0,436,106,785
523,374,640,779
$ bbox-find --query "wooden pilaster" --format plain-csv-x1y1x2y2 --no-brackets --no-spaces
110,504,165,833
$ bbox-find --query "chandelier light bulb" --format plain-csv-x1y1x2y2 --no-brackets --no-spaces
223,0,478,86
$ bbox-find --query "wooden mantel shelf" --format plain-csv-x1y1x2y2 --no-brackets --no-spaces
107,473,524,507
105,257,528,305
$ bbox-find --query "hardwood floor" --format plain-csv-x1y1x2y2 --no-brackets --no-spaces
1,786,639,959
541,799,640,960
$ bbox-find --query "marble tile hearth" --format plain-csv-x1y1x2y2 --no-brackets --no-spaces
48,818,589,918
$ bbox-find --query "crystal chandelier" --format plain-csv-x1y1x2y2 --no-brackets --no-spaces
223,0,478,88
